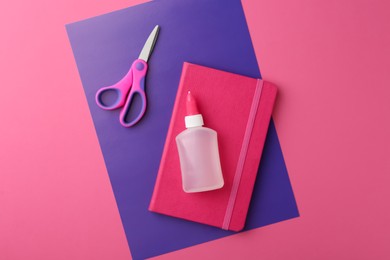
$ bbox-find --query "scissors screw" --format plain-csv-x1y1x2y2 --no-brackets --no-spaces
136,62,145,70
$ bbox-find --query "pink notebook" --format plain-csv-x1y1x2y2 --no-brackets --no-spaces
149,62,277,231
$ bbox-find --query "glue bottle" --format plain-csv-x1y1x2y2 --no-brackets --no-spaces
176,91,224,193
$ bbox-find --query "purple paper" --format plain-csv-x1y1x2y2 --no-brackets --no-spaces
66,0,299,259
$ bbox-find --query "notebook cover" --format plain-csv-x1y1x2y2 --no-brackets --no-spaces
66,0,299,258
150,62,277,231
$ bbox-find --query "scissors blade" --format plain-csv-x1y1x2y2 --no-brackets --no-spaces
138,25,160,62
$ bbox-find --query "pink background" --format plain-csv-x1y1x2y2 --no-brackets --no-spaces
1,0,389,259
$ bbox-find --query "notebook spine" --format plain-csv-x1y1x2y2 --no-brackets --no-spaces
149,63,190,211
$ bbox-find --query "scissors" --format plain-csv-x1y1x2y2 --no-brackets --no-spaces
95,25,160,127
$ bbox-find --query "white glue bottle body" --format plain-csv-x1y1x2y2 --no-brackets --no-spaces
176,91,224,193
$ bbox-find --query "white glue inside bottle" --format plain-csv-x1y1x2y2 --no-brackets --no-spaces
176,91,224,193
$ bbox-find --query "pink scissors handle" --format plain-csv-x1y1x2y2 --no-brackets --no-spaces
119,60,148,127
95,67,134,111
95,59,148,127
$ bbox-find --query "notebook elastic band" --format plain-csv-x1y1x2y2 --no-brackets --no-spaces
222,79,263,230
